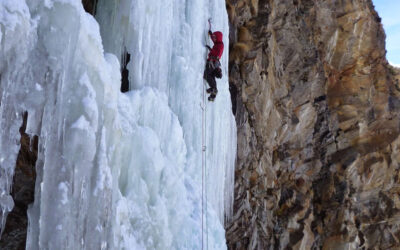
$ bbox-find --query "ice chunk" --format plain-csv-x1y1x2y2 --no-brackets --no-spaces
58,182,69,205
71,116,90,130
44,0,53,9
35,83,43,91
0,194,14,213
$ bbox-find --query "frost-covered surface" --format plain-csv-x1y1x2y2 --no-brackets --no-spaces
0,0,235,249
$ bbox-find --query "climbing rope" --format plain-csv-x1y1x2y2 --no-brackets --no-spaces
201,23,211,250
205,90,208,250
206,19,212,250
201,62,208,250
201,74,205,250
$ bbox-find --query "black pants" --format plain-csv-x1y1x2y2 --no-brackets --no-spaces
204,61,217,91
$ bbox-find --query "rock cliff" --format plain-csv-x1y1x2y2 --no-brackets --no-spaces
226,0,400,249
0,114,37,250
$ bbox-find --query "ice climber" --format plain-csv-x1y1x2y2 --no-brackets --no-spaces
204,30,224,101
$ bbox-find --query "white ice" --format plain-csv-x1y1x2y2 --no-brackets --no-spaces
0,0,236,249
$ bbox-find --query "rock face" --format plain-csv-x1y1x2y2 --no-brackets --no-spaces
0,114,37,250
226,0,400,249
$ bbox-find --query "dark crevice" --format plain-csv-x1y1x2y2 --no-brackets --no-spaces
82,0,131,93
82,0,98,16
0,112,38,250
121,48,131,93
229,81,238,115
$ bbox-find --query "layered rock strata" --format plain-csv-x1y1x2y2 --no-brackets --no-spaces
226,0,400,249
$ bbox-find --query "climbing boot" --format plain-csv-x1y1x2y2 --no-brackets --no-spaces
206,88,213,93
208,94,216,102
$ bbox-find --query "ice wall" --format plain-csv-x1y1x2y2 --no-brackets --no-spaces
0,0,235,249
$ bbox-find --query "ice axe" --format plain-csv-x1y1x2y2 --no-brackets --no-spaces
208,18,212,32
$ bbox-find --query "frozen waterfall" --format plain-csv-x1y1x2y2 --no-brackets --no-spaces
0,0,236,249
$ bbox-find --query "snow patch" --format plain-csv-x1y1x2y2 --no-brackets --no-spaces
390,62,400,68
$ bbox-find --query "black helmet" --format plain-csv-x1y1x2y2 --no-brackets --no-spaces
214,67,222,79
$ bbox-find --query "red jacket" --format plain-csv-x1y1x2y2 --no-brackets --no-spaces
208,31,224,61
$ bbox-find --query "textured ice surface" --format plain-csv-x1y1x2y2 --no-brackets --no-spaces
0,0,235,249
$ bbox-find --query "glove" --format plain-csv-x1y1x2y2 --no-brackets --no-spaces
208,30,212,36
205,45,211,50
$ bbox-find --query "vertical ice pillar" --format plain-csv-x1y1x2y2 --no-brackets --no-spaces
95,0,236,248
20,1,122,249
0,0,34,235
